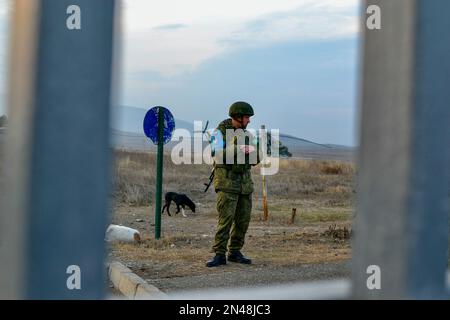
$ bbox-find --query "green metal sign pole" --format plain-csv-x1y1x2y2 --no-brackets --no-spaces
154,107,165,239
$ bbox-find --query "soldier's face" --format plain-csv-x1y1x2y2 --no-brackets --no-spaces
232,115,251,129
242,116,251,128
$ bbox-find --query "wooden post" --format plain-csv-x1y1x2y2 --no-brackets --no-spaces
260,125,269,221
289,208,297,225
262,175,269,221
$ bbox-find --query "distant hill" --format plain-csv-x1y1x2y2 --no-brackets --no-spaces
0,115,7,150
323,144,355,150
0,107,355,161
111,105,193,135
111,106,355,161
0,115,7,128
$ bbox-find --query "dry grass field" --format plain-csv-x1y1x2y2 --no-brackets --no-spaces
109,150,355,281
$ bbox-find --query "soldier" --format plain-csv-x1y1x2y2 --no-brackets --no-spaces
206,101,261,267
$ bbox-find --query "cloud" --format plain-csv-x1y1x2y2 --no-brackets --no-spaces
119,37,358,145
122,21,229,77
122,0,320,31
152,23,188,31
221,4,359,48
0,0,12,114
0,0,10,116
0,0,10,16
0,0,10,50
117,0,360,144
121,0,359,78
128,70,165,81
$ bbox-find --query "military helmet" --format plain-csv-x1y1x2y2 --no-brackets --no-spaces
229,101,254,118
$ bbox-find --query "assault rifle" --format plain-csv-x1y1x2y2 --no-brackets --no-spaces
203,168,214,193
201,120,215,193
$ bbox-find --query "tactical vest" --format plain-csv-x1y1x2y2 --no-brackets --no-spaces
212,118,258,195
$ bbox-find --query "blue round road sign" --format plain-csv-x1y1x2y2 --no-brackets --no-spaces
143,106,175,145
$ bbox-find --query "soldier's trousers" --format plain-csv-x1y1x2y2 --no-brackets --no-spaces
213,191,252,255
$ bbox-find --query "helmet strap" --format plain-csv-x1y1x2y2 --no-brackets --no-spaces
231,116,244,128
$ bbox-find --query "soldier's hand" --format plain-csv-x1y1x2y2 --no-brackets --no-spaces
240,145,255,154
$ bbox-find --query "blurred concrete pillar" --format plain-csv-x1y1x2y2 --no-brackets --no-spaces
353,0,450,299
0,0,116,299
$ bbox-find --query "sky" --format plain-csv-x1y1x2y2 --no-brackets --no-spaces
0,0,10,119
0,0,361,146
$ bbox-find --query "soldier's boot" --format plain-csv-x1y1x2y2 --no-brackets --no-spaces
227,251,252,264
206,254,226,267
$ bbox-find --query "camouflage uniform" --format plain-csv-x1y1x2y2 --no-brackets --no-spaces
212,118,260,255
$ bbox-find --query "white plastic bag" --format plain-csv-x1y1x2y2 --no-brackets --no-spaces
105,224,141,243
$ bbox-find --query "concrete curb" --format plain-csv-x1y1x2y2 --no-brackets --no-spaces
108,261,168,300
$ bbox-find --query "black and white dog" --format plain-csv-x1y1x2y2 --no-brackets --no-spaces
162,192,196,217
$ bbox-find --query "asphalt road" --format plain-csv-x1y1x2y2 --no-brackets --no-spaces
144,260,351,293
